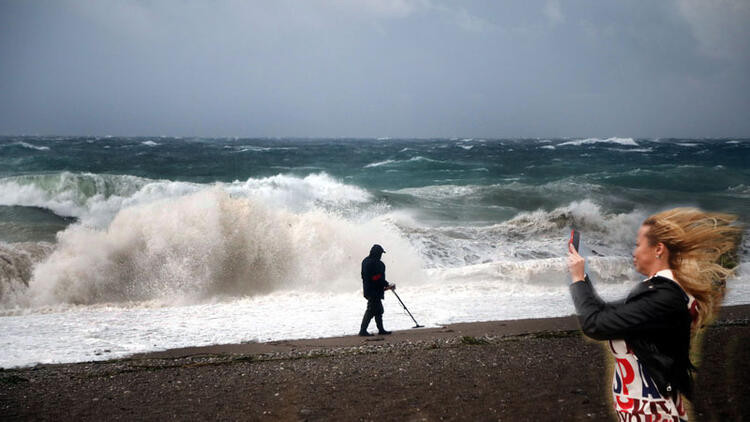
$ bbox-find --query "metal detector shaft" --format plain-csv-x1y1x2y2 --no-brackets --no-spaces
391,290,423,328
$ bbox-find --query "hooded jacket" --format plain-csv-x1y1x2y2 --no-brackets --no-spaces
570,275,694,400
362,249,388,300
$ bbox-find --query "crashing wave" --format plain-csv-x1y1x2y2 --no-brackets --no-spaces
4,189,422,308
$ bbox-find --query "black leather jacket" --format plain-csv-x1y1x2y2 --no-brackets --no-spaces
569,275,694,400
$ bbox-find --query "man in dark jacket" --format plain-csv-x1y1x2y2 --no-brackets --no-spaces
359,244,395,336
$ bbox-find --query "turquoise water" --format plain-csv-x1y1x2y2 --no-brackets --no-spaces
2,136,747,222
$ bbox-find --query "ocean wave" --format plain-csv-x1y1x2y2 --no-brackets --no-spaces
222,173,373,213
5,190,423,309
0,141,51,151
727,184,750,195
141,141,160,147
364,156,444,168
387,200,646,268
230,145,298,153
364,159,396,168
608,148,653,153
385,179,606,202
428,256,635,286
558,137,638,147
0,242,55,308
0,172,374,228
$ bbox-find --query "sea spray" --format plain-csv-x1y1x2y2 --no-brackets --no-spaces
0,242,55,307
22,189,425,307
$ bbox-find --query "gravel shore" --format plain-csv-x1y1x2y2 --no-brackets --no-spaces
2,305,748,421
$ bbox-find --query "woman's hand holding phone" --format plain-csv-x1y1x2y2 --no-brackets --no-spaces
567,234,586,283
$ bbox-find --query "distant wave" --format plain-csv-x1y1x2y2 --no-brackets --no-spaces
386,179,607,202
364,159,397,168
230,146,297,153
364,156,444,168
0,141,51,151
141,141,160,147
727,184,750,195
609,147,653,153
558,137,638,147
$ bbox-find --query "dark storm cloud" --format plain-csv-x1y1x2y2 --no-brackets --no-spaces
1,0,748,138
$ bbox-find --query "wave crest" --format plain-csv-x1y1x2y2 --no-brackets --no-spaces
0,172,374,229
558,137,638,147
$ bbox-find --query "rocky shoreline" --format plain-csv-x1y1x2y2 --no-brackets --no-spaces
2,305,748,421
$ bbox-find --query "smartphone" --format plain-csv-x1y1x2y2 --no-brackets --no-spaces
569,229,580,252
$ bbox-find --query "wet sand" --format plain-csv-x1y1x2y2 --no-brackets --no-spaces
1,305,748,421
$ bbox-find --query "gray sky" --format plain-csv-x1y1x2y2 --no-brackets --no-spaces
1,0,749,138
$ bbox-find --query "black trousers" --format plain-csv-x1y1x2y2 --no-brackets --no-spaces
360,297,385,333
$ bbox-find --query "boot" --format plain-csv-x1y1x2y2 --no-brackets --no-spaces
375,315,391,335
359,310,373,336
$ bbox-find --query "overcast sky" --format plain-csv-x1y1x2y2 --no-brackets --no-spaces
1,0,749,138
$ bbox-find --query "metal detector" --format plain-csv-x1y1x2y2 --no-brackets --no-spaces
391,289,424,328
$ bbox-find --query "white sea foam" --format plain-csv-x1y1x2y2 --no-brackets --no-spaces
141,141,160,147
365,159,396,168
388,184,479,200
558,137,638,147
0,242,55,308
365,156,442,168
385,199,646,268
386,180,607,203
610,148,653,153
4,259,746,367
7,189,422,309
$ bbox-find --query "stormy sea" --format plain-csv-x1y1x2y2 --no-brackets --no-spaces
1,136,748,367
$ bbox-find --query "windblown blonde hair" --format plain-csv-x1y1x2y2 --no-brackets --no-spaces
643,208,743,329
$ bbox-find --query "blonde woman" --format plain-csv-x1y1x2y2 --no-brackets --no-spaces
567,208,741,421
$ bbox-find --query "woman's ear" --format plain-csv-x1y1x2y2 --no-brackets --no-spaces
655,242,667,257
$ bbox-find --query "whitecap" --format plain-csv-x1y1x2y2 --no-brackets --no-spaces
12,142,50,151
558,137,638,147
365,159,396,168
609,148,653,153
